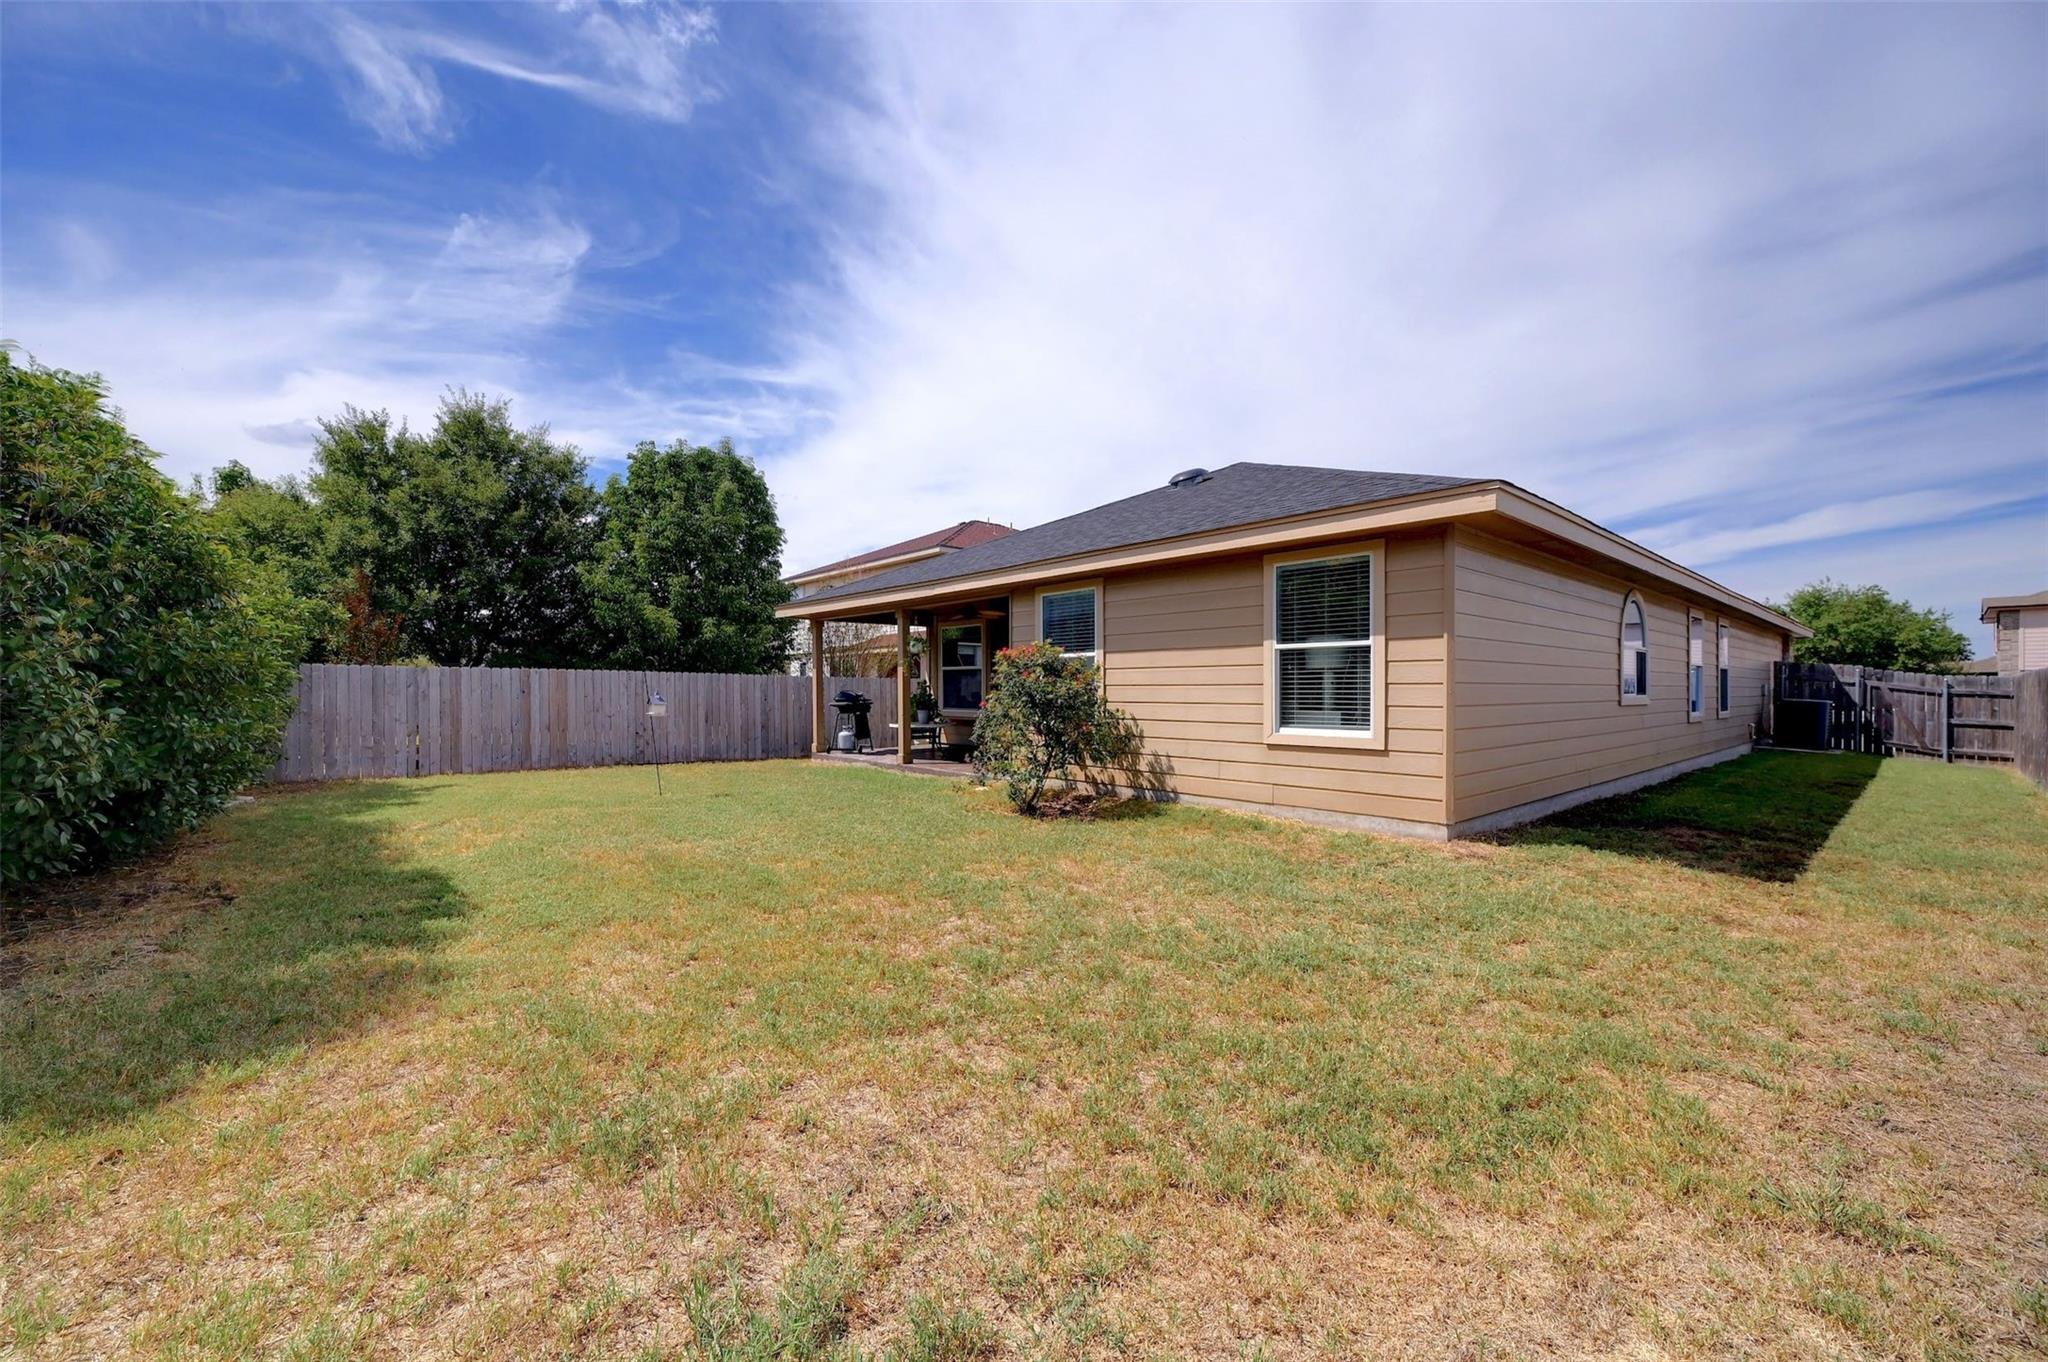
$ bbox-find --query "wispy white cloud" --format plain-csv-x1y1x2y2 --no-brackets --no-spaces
408,206,593,328
4,179,821,519
1739,504,2048,652
300,1,716,154
323,12,454,153
3,192,610,478
1635,488,2040,567
49,221,120,287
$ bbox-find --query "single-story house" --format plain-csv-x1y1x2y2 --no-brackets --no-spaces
778,464,1810,838
785,519,1015,676
1979,590,2048,675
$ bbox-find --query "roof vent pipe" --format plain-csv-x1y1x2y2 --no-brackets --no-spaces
1168,467,1211,488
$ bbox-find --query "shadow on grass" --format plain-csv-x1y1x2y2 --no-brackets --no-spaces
1089,795,1170,822
1491,750,1882,883
0,780,466,1136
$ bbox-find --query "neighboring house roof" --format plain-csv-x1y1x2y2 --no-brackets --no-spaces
787,520,1015,585
1979,590,2048,622
778,461,1807,637
1961,656,2003,674
793,465,1477,604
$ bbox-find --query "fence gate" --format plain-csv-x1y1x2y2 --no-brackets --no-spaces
1772,662,2015,763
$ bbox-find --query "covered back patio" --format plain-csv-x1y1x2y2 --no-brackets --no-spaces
799,593,1011,765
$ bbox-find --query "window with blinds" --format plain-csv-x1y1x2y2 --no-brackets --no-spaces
1039,587,1098,665
1274,553,1374,733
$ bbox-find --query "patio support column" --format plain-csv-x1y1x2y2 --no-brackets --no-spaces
897,609,913,764
809,617,827,753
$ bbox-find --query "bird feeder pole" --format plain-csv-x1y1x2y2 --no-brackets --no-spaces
646,688,668,795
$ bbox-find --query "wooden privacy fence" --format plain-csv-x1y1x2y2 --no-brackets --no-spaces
272,665,898,782
1773,662,2018,763
2017,669,2048,790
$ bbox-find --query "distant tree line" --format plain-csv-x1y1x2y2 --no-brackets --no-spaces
201,392,793,672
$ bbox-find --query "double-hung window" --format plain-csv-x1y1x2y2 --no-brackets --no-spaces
1716,621,1731,716
1620,593,1649,703
1266,544,1383,745
1687,612,1706,720
1038,586,1100,672
940,624,984,711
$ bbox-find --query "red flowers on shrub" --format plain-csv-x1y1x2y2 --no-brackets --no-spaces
971,641,1143,815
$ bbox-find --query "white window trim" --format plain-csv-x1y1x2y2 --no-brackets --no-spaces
1034,579,1103,674
1716,618,1732,717
1687,610,1706,722
1262,539,1386,751
1619,590,1650,707
937,620,986,718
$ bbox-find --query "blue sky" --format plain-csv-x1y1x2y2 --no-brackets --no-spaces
5,3,2044,651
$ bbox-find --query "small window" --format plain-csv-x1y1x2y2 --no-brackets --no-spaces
940,624,984,711
1039,586,1099,668
1274,552,1375,735
1620,593,1648,702
1716,621,1731,716
1687,612,1706,720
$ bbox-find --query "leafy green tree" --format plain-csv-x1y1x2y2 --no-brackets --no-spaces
207,458,254,496
1,352,306,886
202,462,344,656
310,393,597,666
972,642,1145,815
1774,579,1973,672
581,439,794,672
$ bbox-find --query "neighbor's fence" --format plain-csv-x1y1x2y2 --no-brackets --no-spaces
272,664,897,782
2016,668,2048,790
1772,662,2018,764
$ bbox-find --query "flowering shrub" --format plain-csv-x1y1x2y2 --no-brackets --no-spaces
972,642,1144,815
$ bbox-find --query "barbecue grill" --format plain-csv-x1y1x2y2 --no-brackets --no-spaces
831,691,874,752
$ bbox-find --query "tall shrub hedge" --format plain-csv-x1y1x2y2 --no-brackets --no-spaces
2,353,304,887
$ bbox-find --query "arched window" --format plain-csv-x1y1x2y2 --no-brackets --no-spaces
1620,593,1649,703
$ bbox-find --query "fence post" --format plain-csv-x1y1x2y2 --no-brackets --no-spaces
1940,677,1952,763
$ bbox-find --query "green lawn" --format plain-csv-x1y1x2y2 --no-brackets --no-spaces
3,752,2044,1359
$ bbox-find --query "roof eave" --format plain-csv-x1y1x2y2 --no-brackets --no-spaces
1980,593,2048,620
777,479,1810,640
776,483,1504,619
1488,484,1813,638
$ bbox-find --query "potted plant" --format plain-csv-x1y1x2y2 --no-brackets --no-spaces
911,679,936,724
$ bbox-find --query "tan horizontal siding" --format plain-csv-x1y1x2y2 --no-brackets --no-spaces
1448,527,1784,823
1009,591,1033,646
1115,686,1445,725
2020,611,2048,670
1138,715,1445,754
1096,529,1449,824
1104,633,1443,676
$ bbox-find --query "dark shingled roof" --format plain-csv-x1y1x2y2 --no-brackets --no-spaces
796,462,1481,606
